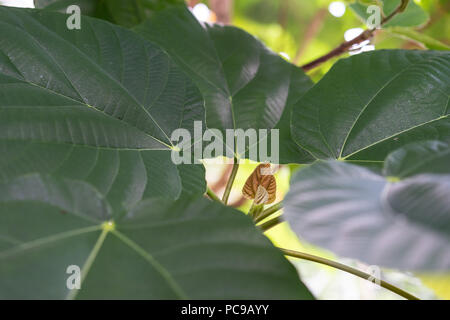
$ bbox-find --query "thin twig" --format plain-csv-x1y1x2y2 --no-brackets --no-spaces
280,248,420,300
301,0,409,71
258,215,284,232
222,157,239,204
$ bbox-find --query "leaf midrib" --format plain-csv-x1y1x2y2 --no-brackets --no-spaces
0,223,187,299
339,53,447,158
0,225,102,259
0,11,174,149
111,230,187,299
343,114,449,160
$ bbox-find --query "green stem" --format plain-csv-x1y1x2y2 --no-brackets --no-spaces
249,202,263,219
248,201,256,217
279,248,420,300
222,157,239,205
206,187,222,203
258,215,284,232
255,202,283,223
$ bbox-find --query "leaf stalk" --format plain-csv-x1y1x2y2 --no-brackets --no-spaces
254,201,284,223
222,157,239,204
279,247,420,300
258,215,284,232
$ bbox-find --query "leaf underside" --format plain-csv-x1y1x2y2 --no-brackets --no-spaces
284,156,450,271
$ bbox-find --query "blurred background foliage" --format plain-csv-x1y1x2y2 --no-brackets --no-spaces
190,0,449,81
1,0,449,299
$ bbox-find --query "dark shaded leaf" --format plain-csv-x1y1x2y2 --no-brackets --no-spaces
0,174,313,299
0,7,205,200
383,140,450,178
284,160,450,270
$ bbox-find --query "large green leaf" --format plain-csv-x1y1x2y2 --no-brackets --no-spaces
0,7,206,200
135,5,315,164
0,7,313,299
284,158,450,271
350,0,429,28
291,50,450,163
0,174,313,299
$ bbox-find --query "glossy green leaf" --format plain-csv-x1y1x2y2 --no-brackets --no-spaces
291,50,450,163
383,140,450,178
284,160,450,270
0,7,206,199
350,0,429,28
0,174,313,299
135,5,315,164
